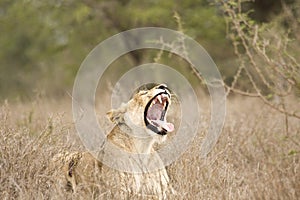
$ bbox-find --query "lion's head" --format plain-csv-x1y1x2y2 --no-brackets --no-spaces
107,84,174,138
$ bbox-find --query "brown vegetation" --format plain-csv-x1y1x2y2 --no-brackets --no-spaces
0,96,299,199
1,1,299,199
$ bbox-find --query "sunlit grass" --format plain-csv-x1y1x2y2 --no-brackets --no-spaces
0,97,299,199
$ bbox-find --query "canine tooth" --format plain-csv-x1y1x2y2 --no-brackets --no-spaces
157,95,162,104
162,94,168,99
151,99,156,105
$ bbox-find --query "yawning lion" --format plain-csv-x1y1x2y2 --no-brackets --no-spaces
54,84,175,199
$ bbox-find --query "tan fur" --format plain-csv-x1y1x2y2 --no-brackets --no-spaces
55,85,175,199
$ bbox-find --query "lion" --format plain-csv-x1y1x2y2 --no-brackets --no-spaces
54,84,176,199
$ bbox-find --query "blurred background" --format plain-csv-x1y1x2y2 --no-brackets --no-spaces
1,1,300,199
0,0,299,101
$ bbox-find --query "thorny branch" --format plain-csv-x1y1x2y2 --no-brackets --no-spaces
220,0,300,122
154,3,300,125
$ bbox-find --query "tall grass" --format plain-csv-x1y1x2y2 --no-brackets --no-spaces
0,97,299,199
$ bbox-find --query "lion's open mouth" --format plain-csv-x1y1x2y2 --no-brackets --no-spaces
144,92,174,135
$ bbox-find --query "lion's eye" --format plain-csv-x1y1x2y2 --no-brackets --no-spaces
140,91,147,95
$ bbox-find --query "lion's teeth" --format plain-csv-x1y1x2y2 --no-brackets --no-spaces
162,94,168,99
152,99,156,105
157,95,162,104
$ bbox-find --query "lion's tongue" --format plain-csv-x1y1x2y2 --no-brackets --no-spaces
148,104,174,132
152,119,174,132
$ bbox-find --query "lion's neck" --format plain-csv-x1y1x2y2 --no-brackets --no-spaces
132,137,155,154
107,125,155,154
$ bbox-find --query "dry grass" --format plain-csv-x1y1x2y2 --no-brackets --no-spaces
0,96,299,199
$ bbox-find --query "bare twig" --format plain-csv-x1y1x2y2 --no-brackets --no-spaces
219,0,300,121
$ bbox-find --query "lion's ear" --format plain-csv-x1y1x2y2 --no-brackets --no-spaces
106,103,127,123
106,110,120,123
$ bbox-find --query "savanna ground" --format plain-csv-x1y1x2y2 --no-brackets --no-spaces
0,94,299,200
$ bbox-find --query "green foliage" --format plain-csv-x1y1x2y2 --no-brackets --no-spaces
2,0,298,100
288,149,298,156
0,0,228,100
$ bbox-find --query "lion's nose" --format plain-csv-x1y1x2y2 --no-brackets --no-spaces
156,84,168,90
